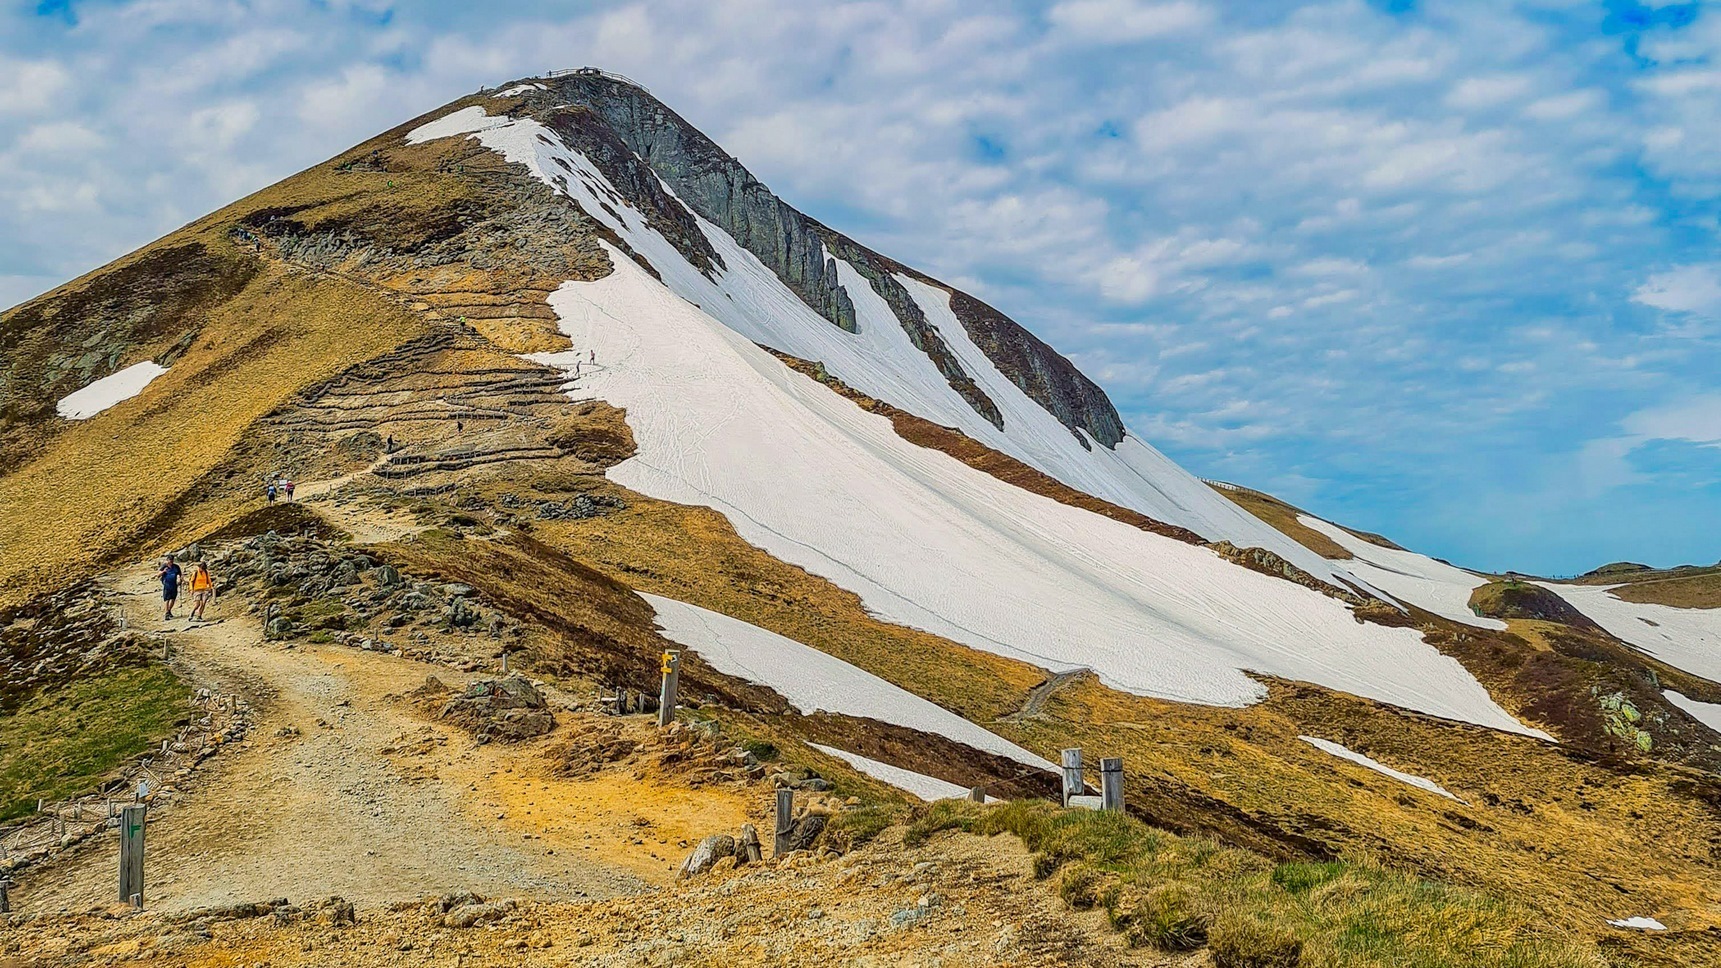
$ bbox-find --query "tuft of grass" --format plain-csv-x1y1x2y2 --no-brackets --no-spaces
825,804,903,851
0,663,186,821
903,800,1604,968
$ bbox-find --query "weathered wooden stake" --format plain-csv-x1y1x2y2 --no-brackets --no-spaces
657,650,682,727
0,876,13,914
739,823,762,864
1060,748,1083,806
968,786,986,803
773,788,794,857
118,805,146,908
500,651,509,674
1100,757,1124,811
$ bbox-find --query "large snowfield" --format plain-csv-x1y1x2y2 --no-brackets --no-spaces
412,105,1546,738
55,361,168,420
1299,515,1504,630
1542,582,1721,683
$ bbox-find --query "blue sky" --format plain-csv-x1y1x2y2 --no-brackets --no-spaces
2,0,1718,575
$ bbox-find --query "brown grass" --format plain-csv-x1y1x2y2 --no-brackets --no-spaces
1608,571,1721,610
1210,485,1354,560
0,264,423,609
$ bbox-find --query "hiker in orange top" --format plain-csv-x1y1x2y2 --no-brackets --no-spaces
284,480,295,502
187,561,215,621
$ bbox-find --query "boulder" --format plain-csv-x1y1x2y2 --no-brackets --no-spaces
677,834,736,879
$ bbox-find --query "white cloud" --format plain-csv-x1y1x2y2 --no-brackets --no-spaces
1048,0,1212,43
0,56,71,116
1633,264,1721,317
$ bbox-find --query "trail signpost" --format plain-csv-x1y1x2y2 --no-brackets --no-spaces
119,805,146,908
657,650,681,727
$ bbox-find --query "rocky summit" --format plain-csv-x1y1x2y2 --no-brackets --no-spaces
1,69,1718,967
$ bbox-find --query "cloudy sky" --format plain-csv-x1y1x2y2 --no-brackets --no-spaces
3,0,1718,574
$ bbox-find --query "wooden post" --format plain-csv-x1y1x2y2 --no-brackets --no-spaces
739,823,762,864
968,786,986,803
0,876,13,914
1060,748,1083,807
119,805,146,907
500,651,509,675
1100,757,1124,811
773,788,794,857
657,650,681,727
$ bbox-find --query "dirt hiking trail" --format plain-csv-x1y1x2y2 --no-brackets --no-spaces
13,562,650,913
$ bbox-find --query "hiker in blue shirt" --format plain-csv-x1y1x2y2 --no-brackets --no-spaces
266,482,277,504
158,556,182,620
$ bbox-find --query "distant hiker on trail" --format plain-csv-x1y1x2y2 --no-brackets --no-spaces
187,561,215,621
266,482,277,504
284,480,295,501
589,349,596,363
158,556,182,620
386,434,396,453
456,419,465,433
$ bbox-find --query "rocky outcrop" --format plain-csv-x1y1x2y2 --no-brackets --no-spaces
527,71,1124,447
438,676,556,744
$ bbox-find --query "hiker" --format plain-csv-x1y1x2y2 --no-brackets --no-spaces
158,556,182,620
589,348,595,363
284,480,295,502
266,481,277,504
456,419,465,433
187,561,215,621
386,434,396,453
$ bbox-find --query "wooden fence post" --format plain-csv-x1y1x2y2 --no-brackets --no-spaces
773,788,794,857
1060,748,1083,807
118,805,146,908
739,824,762,864
1100,757,1124,811
657,650,681,727
968,786,986,803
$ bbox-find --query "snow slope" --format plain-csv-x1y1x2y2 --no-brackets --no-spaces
1299,736,1461,801
56,361,168,420
810,744,982,802
1664,690,1721,735
1543,583,1721,683
643,594,1054,771
403,104,1358,591
1299,515,1504,630
410,104,1542,737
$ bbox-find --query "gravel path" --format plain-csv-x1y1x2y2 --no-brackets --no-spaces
13,564,646,913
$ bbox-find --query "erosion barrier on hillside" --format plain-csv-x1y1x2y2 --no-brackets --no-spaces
0,686,249,874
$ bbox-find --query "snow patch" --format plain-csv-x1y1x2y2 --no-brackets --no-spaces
1664,690,1721,735
494,83,548,97
1299,736,1461,801
1606,916,1666,931
643,594,1054,772
55,361,168,420
1542,582,1721,683
809,744,982,802
1299,515,1505,630
405,105,511,144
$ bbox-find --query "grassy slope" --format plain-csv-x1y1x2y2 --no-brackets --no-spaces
1608,571,1721,610
0,663,184,821
908,800,1602,968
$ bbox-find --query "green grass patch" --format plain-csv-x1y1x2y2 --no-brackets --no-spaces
904,800,1602,968
0,663,186,822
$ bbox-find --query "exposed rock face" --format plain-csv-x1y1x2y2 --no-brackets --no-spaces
526,72,1125,447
